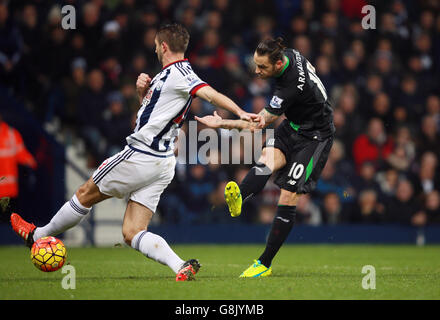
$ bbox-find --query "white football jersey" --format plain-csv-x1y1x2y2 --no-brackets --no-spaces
126,59,208,157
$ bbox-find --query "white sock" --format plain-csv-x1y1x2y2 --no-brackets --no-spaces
33,194,91,240
131,231,184,274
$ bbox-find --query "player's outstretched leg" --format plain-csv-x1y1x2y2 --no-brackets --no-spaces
131,230,201,281
226,147,285,217
124,200,201,281
10,194,91,248
10,178,106,248
224,163,272,217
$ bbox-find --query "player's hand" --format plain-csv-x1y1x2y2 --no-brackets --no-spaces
136,73,152,98
239,111,265,129
194,111,223,128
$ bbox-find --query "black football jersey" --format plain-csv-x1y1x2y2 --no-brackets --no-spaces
265,48,335,140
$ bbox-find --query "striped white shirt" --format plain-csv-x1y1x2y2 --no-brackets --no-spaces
126,59,208,157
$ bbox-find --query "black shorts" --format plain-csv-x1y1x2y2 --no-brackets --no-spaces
263,120,334,194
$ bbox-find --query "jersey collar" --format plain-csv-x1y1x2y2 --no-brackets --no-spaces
162,58,188,70
275,55,290,78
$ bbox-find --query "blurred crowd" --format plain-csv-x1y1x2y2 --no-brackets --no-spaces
0,0,439,226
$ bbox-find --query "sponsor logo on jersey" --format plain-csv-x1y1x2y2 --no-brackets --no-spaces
146,88,153,99
270,96,283,109
186,74,199,87
142,89,153,107
156,80,164,90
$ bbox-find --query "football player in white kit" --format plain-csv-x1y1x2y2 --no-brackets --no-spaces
10,23,264,281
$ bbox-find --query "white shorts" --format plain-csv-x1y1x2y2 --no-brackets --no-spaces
92,145,176,212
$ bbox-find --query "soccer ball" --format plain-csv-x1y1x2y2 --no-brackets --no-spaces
30,236,67,272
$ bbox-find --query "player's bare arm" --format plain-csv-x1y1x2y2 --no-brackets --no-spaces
195,85,265,128
195,108,278,131
136,73,152,104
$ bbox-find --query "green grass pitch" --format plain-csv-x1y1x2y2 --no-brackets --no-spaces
0,244,439,300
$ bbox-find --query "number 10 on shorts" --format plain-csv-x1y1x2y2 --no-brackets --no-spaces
287,162,304,185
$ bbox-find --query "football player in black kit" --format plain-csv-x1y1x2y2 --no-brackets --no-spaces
195,37,335,277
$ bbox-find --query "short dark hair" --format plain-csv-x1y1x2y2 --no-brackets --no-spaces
255,37,286,64
156,23,190,53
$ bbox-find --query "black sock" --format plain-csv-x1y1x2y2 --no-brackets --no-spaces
239,163,272,202
259,205,296,268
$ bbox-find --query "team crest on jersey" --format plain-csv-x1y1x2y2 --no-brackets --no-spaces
270,96,283,109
